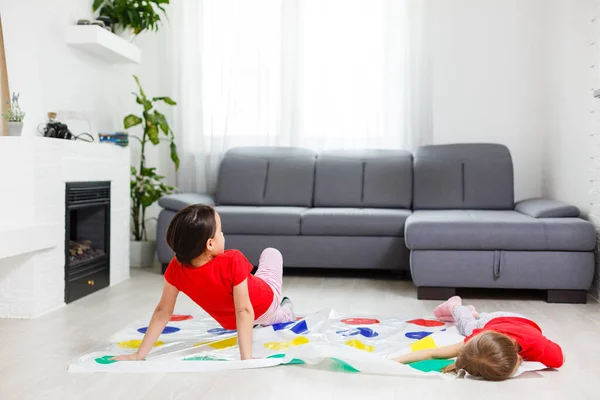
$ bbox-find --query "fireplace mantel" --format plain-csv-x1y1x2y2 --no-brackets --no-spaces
0,137,130,318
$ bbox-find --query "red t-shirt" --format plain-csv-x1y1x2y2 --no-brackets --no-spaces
164,250,274,329
464,317,564,368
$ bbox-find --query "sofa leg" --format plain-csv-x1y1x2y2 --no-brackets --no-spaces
417,287,457,300
546,290,587,304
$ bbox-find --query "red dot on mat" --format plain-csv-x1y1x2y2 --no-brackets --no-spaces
407,319,445,327
170,315,193,322
341,318,380,325
296,317,304,321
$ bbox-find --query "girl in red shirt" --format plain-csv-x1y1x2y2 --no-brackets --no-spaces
114,204,294,361
393,296,564,380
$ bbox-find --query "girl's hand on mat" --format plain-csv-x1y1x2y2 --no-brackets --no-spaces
392,355,410,364
111,353,144,361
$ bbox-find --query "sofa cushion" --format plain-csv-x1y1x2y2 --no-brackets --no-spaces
405,210,596,251
159,193,215,212
515,198,580,218
301,208,411,236
314,150,412,208
216,206,307,235
413,144,514,210
216,147,317,207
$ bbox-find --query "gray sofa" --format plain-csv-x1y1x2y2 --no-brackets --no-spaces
157,144,597,303
158,147,413,274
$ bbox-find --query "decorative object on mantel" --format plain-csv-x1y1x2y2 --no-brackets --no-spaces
126,75,179,268
99,131,129,147
40,112,94,142
3,92,25,136
92,0,171,39
0,14,10,136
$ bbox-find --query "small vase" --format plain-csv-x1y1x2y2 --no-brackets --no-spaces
7,122,23,136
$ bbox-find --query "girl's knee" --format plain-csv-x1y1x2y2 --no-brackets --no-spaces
261,247,282,261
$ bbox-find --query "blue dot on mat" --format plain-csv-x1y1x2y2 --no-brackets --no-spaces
207,327,237,335
405,331,432,340
357,328,379,338
336,328,379,338
137,326,180,334
272,321,295,331
290,320,308,334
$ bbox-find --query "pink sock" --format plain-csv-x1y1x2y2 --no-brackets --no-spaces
433,296,462,322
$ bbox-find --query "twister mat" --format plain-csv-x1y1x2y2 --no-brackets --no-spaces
68,309,547,378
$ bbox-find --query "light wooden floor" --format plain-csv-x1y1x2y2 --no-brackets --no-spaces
1,269,600,400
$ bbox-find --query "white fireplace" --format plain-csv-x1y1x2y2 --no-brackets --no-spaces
0,137,130,318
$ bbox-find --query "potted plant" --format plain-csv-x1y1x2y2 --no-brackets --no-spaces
92,0,170,39
126,75,179,268
3,92,25,136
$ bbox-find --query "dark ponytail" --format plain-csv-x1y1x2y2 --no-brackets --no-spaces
166,205,217,265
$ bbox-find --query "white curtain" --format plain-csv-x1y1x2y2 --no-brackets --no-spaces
167,0,432,193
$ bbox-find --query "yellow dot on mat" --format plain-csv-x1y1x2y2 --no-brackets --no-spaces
344,339,374,352
208,336,238,350
193,340,213,347
410,336,437,352
264,336,310,350
117,340,164,349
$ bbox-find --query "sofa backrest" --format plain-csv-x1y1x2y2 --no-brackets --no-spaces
217,147,317,207
314,150,413,208
413,143,514,210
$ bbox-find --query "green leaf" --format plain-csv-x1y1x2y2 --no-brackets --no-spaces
170,140,180,170
152,96,177,106
92,0,104,12
124,114,143,129
133,75,147,100
147,124,159,144
154,110,169,135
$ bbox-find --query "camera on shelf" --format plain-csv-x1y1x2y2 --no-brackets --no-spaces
43,112,73,140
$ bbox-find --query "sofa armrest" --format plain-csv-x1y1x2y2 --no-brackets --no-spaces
515,198,580,218
158,193,215,212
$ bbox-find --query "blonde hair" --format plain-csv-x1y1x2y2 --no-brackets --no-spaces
442,331,519,381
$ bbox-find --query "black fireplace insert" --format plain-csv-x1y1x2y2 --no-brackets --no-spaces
65,181,111,303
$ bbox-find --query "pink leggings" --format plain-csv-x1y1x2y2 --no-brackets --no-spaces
253,248,294,325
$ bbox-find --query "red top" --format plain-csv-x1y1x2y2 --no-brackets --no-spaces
464,317,564,368
164,250,274,329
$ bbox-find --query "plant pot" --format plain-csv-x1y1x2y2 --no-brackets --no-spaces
130,240,156,268
7,122,23,136
112,25,136,42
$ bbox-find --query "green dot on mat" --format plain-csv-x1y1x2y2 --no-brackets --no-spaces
95,355,118,365
331,358,360,373
267,354,305,365
285,358,305,365
408,359,454,373
184,355,227,361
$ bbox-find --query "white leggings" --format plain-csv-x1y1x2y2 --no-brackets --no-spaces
451,306,525,336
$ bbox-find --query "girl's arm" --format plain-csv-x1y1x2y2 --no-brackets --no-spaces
113,279,179,361
392,342,463,364
233,278,255,360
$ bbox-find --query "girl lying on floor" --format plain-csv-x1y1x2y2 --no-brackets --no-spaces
393,296,564,381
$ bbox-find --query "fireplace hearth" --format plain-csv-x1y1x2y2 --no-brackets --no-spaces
65,182,111,303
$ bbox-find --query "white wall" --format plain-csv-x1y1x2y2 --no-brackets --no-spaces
541,0,593,214
0,0,173,241
430,0,547,201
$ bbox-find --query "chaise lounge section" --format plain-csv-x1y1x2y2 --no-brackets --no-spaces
406,144,596,303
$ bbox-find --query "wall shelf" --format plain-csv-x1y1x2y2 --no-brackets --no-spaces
65,25,141,64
